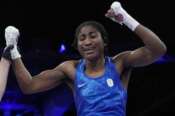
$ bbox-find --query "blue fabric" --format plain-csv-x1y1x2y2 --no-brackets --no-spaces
74,57,127,116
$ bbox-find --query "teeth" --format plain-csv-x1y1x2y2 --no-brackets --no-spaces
84,49,93,51
83,48,94,51
84,49,94,54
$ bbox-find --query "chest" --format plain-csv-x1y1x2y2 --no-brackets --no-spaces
75,63,123,97
84,68,105,78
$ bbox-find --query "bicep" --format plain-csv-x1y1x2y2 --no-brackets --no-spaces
29,66,66,93
125,47,159,67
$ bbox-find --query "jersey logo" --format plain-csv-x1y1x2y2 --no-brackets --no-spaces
77,83,86,88
106,78,114,87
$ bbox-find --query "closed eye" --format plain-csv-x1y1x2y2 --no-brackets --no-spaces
89,32,97,39
78,35,86,41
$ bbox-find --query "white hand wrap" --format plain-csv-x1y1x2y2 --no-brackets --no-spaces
10,45,21,59
5,26,19,46
111,1,140,31
5,26,21,59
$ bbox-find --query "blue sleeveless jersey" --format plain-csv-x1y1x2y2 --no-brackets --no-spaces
74,57,127,116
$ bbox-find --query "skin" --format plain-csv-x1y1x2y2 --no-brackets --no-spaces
0,58,11,101
12,9,166,94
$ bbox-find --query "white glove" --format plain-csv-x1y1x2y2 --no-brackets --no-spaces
5,26,21,59
5,26,19,46
107,1,140,31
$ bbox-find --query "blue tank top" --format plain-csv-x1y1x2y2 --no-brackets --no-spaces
74,57,127,116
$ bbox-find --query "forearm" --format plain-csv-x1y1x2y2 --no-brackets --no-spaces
134,24,167,56
107,1,167,67
4,26,62,94
12,58,33,93
12,58,64,94
108,1,166,55
0,58,11,101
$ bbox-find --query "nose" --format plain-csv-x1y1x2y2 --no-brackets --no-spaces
84,38,92,46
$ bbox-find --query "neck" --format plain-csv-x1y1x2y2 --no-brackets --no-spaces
85,56,105,72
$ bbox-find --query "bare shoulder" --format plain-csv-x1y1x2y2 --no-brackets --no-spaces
57,60,79,80
59,60,79,69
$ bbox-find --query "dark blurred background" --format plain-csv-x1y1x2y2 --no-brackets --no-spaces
0,0,175,116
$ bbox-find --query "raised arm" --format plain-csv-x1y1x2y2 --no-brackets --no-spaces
0,58,10,101
12,59,67,94
106,1,167,67
0,46,13,101
125,25,167,67
5,26,69,94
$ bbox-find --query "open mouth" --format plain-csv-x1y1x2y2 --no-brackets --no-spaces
85,50,94,54
83,48,95,53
